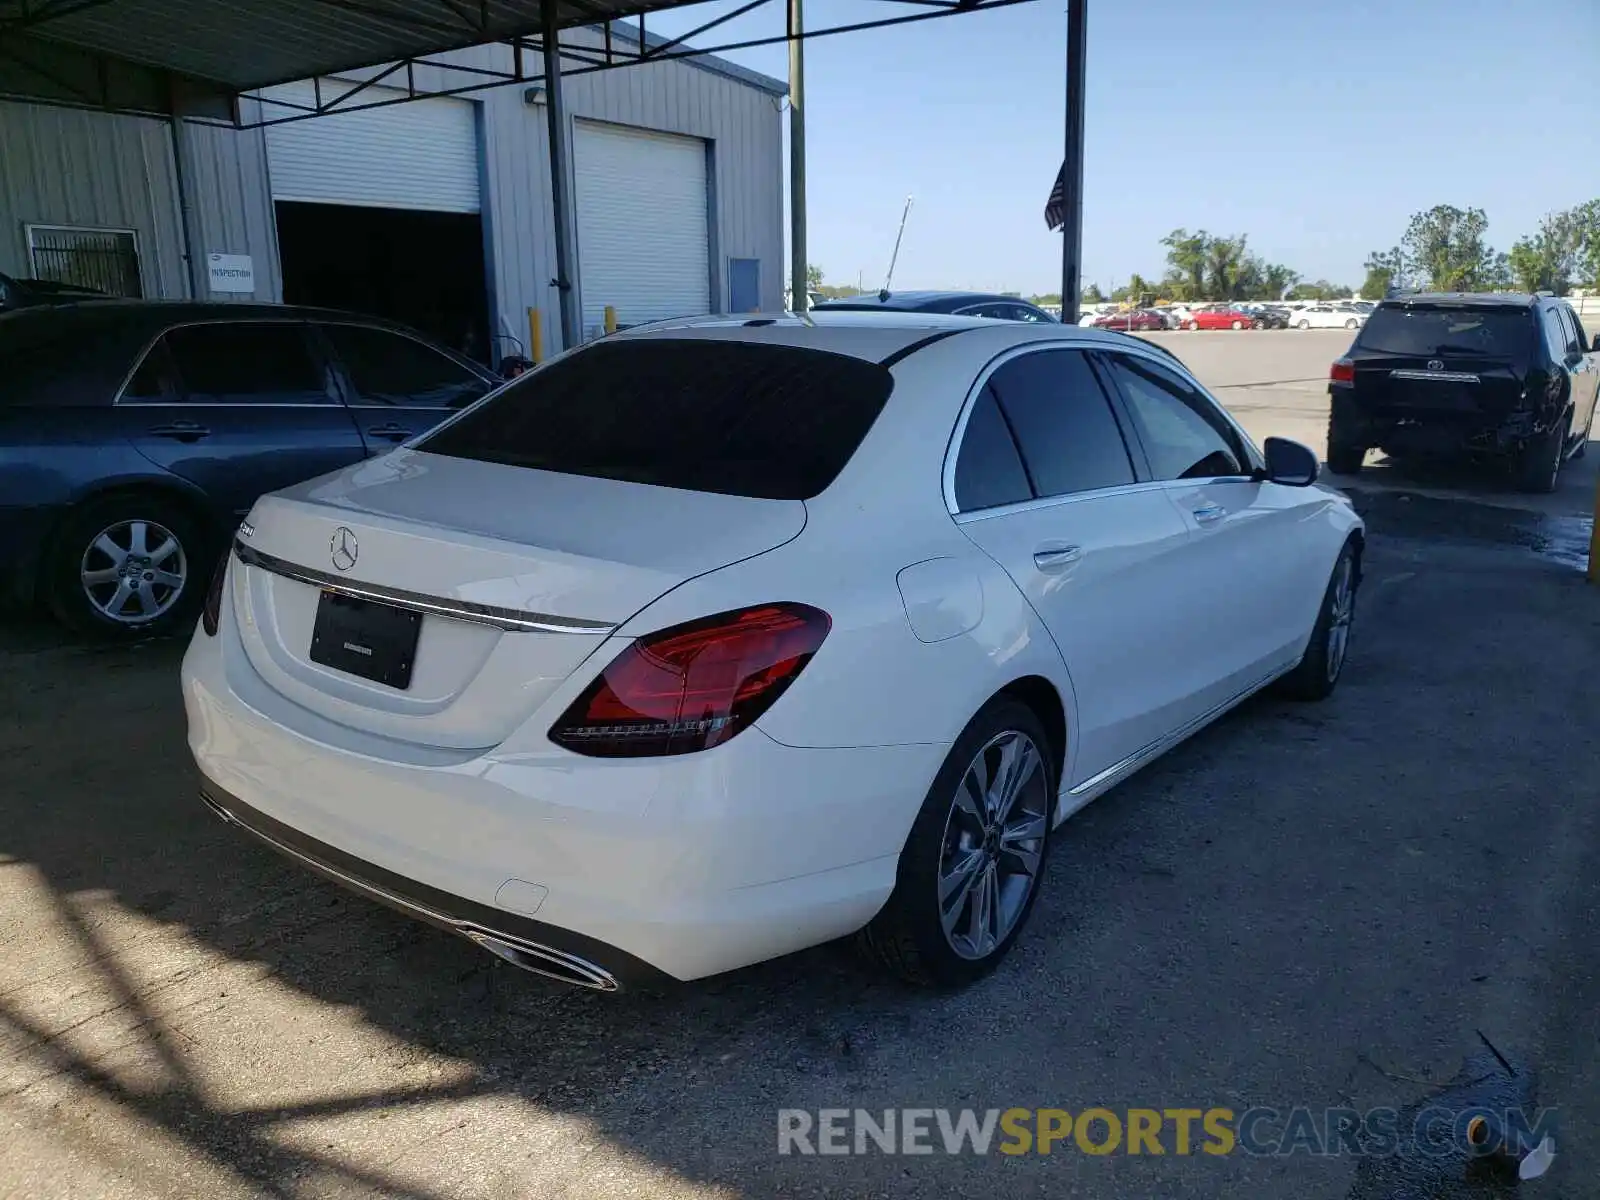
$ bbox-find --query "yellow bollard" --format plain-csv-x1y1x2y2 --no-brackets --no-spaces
1590,469,1600,584
527,307,544,364
604,305,617,335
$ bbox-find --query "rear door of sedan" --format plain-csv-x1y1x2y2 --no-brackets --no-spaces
947,345,1202,786
316,322,495,453
121,320,368,520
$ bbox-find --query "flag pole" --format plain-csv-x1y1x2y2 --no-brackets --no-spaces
1059,0,1087,324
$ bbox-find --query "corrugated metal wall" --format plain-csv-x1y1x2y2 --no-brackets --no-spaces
0,32,784,350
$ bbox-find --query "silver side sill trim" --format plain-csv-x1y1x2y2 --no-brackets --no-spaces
1058,663,1291,814
1388,369,1481,384
200,790,619,991
233,539,616,635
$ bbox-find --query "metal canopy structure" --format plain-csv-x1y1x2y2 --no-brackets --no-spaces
0,0,1082,340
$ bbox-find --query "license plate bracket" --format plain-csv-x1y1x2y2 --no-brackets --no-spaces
309,591,422,690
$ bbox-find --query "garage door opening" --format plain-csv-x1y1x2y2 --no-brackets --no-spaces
275,201,490,362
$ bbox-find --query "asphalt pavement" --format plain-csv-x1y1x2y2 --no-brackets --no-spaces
1,330,1597,1199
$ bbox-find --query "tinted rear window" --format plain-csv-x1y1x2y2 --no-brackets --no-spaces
419,338,895,500
0,309,137,404
1357,305,1534,359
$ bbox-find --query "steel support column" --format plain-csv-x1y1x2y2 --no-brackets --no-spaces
1058,0,1086,324
542,8,582,348
167,115,207,299
787,0,806,313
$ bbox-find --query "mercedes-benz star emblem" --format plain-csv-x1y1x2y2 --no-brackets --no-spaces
330,526,359,572
1427,359,1444,371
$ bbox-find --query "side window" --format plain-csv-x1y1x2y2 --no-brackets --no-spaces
1556,307,1583,356
952,386,1033,512
1102,353,1248,481
163,323,329,405
1007,305,1052,324
987,350,1135,497
1540,308,1569,362
1570,309,1591,354
323,324,489,409
120,342,177,402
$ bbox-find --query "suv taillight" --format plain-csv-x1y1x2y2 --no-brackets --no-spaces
201,553,230,637
549,603,831,757
1330,358,1355,384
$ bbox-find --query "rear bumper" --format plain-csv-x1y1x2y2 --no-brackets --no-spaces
182,612,942,985
1330,385,1546,456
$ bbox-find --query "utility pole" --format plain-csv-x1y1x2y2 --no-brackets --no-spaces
1059,0,1087,324
788,0,807,312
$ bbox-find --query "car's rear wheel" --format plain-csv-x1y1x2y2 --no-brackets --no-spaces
1186,320,1198,330
1278,539,1358,702
1297,319,1311,330
1344,318,1358,330
861,698,1055,988
1513,417,1568,494
1326,398,1368,476
1231,319,1243,330
47,493,208,638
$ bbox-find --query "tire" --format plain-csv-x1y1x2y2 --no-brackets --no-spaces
1326,397,1368,476
861,698,1056,988
1297,319,1311,330
1344,318,1358,330
1231,319,1243,330
1186,320,1199,330
1513,418,1567,494
1278,539,1359,702
46,492,209,638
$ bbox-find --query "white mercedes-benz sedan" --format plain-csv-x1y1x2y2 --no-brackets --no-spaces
183,313,1363,992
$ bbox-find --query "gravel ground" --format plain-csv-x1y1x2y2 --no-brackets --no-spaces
2,331,1597,1200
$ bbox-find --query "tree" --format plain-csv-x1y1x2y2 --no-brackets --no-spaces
1204,235,1248,299
1291,280,1351,301
805,263,823,290
1360,247,1406,299
1261,262,1300,300
1573,199,1600,289
1080,283,1103,304
1161,229,1210,299
1401,205,1503,291
1508,207,1588,294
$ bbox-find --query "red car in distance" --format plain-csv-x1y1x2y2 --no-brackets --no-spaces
1092,308,1165,332
1183,306,1257,331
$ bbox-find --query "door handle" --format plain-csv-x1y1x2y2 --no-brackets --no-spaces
367,423,413,441
1192,504,1225,524
1033,544,1083,571
147,421,210,442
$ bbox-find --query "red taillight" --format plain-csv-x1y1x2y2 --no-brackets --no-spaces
549,603,831,757
1330,358,1355,384
201,553,229,636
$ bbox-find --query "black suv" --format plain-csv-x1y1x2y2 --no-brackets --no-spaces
1327,293,1599,492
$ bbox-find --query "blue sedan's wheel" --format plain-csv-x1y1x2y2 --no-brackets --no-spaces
48,494,208,638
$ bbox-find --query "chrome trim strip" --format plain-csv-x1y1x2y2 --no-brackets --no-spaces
1388,369,1481,384
233,539,616,635
200,790,619,991
1065,664,1290,800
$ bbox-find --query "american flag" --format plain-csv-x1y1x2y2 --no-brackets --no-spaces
1044,161,1066,231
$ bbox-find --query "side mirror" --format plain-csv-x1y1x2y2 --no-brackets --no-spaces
1262,436,1320,486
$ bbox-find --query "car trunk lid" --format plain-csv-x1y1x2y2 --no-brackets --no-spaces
230,450,807,751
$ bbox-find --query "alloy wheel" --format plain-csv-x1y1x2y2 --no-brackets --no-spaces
937,730,1050,961
79,519,188,625
1326,555,1355,682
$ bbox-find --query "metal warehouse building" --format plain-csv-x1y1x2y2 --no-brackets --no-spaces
0,23,785,359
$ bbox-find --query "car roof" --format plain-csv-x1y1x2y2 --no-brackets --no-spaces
0,297,449,332
1381,292,1537,308
610,310,1180,364
810,291,1038,313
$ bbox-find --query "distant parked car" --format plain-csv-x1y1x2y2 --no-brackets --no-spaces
1293,305,1365,331
1327,292,1599,492
1093,308,1165,332
811,291,1057,323
1254,305,1291,330
0,272,106,311
1183,307,1257,331
0,301,499,635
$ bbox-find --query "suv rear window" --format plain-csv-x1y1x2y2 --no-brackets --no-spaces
1357,304,1534,359
419,338,895,500
0,308,137,404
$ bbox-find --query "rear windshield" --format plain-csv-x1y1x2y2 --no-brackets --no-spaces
419,337,895,500
1357,305,1533,359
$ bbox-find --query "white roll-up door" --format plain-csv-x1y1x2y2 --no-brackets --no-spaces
262,80,480,213
574,120,709,334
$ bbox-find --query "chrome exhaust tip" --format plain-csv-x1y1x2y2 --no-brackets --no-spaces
463,930,619,991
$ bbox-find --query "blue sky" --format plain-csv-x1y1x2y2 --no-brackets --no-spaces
645,0,1600,296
